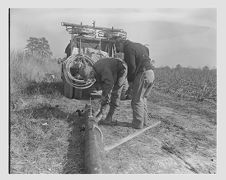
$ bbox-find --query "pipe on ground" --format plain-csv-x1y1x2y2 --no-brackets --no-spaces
83,104,111,174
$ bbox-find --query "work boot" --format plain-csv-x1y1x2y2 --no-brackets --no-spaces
99,107,117,125
105,113,113,122
105,107,115,122
132,120,143,129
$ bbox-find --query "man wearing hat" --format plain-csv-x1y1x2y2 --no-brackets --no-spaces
115,39,155,129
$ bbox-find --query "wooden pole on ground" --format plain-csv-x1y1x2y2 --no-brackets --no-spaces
104,121,161,152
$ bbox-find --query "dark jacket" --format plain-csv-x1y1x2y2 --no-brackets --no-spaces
93,58,127,105
123,40,154,82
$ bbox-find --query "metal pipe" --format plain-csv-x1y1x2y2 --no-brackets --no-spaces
83,104,111,174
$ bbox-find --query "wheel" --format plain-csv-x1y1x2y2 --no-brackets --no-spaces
74,88,83,99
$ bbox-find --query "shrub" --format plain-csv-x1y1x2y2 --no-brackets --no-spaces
10,50,61,95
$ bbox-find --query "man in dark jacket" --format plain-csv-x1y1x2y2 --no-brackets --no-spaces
78,57,127,122
115,39,155,129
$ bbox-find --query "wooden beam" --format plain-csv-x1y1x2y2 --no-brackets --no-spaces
104,121,161,152
61,21,124,32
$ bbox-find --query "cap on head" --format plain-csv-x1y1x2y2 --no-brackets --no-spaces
78,61,95,81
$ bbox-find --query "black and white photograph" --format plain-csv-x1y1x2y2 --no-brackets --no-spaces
6,5,220,175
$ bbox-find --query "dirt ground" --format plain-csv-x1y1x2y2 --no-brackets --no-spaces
99,90,216,174
10,88,216,174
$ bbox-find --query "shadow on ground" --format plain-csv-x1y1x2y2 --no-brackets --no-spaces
13,104,85,174
22,81,64,96
99,121,132,128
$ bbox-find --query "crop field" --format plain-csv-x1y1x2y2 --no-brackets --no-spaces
154,66,216,103
9,51,216,174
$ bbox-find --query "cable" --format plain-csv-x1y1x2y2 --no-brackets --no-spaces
62,54,96,89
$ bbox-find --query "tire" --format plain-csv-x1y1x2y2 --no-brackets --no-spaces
74,88,83,99
63,81,74,99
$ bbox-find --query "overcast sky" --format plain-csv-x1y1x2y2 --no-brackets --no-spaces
10,8,216,68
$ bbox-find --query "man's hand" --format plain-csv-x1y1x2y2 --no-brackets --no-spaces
96,112,103,122
95,108,104,122
94,104,108,122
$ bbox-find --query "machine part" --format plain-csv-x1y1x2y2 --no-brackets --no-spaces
104,121,161,152
61,21,127,40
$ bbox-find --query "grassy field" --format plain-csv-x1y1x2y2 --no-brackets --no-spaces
9,51,216,174
10,51,75,173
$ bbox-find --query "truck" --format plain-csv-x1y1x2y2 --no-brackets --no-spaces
61,21,127,99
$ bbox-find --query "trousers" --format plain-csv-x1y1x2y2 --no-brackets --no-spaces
100,61,127,113
131,69,155,128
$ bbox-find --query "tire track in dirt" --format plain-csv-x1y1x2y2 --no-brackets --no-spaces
98,90,216,173
148,96,216,174
161,141,199,173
